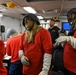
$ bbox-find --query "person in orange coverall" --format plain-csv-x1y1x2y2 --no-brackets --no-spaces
0,40,7,75
56,8,76,75
18,13,52,75
6,28,23,75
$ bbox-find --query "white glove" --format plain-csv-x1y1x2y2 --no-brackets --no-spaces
56,36,69,45
56,36,76,49
18,50,30,66
39,53,52,75
39,71,48,75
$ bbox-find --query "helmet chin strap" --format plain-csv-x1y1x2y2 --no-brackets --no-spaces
25,21,34,31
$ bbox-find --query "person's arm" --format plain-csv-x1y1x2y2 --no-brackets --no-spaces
39,53,52,75
67,36,76,49
19,50,30,66
18,33,30,66
6,41,11,56
0,40,5,60
39,29,52,75
56,36,76,49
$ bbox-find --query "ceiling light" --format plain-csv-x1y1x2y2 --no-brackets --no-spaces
37,16,43,19
23,7,37,14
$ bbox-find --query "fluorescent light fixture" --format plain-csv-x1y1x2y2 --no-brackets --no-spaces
37,16,43,19
23,7,37,14
0,13,3,17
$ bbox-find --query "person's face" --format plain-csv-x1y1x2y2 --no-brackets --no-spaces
24,18,33,28
71,20,76,29
50,20,55,27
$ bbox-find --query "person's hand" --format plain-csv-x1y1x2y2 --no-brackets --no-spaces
20,55,30,66
39,71,48,75
56,36,69,45
53,43,57,48
18,50,30,66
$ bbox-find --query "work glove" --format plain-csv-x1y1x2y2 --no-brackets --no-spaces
39,53,52,75
18,50,30,66
39,70,48,75
56,36,69,45
56,36,76,49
